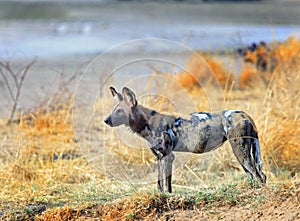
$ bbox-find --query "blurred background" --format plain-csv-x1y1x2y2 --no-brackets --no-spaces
0,0,300,58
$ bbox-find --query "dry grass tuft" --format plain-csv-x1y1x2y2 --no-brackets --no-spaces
259,59,300,174
239,64,259,88
174,53,234,89
0,95,96,203
275,37,300,63
205,55,234,87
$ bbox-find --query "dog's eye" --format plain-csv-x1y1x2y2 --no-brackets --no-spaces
116,109,124,114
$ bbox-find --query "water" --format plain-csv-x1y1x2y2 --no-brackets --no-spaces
0,1,300,58
1,22,299,58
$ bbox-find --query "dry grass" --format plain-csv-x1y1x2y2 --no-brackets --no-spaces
173,53,234,89
260,60,300,174
239,64,259,88
0,38,300,220
239,37,300,87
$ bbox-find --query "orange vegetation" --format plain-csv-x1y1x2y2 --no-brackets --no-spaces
276,37,300,63
174,53,233,89
240,37,300,87
239,64,258,88
19,100,73,140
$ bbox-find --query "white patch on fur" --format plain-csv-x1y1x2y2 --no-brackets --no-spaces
192,113,209,121
224,110,240,119
167,128,175,141
223,110,240,133
175,118,182,127
223,124,229,134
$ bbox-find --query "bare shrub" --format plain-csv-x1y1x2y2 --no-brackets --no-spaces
0,58,36,125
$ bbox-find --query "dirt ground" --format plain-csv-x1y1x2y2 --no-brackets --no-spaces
1,181,299,220
160,184,299,221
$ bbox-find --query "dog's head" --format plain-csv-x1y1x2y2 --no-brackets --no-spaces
104,87,137,127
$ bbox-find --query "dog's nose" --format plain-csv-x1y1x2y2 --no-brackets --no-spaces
104,116,112,126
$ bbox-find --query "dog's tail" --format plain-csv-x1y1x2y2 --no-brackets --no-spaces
252,137,267,184
244,117,267,185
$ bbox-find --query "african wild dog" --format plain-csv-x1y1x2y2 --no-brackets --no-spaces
104,87,267,193
237,41,277,72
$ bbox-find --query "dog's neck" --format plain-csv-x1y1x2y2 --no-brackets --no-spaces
128,105,157,135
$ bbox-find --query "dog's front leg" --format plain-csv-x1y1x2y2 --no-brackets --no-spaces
157,159,163,192
166,152,175,193
157,152,175,193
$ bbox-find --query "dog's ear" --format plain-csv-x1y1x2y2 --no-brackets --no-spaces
122,87,137,108
109,86,123,102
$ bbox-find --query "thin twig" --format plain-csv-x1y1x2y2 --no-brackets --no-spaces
184,164,208,188
0,65,14,101
4,58,36,125
2,61,18,87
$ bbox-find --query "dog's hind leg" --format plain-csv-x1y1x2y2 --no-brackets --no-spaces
229,137,254,176
225,112,266,185
229,136,266,185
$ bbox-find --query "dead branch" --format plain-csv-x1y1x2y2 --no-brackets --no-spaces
0,58,36,125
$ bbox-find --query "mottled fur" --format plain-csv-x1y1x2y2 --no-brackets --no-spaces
104,87,266,193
